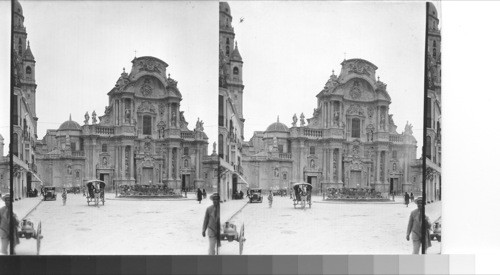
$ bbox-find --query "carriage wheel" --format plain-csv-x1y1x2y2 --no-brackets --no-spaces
239,223,245,255
36,221,42,255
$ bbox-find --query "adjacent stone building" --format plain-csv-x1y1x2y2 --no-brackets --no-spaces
36,56,210,192
218,2,247,202
243,59,421,196
0,0,43,200
425,3,441,203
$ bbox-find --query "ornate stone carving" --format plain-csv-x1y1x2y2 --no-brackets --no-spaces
125,148,130,178
348,60,370,76
84,112,89,125
368,106,374,118
138,58,161,74
159,103,166,116
349,81,362,99
300,113,305,126
292,114,297,127
404,122,413,135
346,104,364,116
92,111,97,124
140,78,153,97
137,101,156,114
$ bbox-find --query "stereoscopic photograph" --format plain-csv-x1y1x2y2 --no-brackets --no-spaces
1,0,218,255
218,1,441,255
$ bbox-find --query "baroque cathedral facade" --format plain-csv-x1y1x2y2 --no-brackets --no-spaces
36,57,210,191
242,59,421,195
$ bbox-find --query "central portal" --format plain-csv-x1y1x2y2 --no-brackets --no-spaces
142,168,153,185
350,171,362,187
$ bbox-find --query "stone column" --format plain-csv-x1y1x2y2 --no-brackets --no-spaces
337,148,343,184
328,148,333,182
375,150,381,184
130,146,134,181
121,145,126,179
176,147,181,180
168,147,173,180
330,100,334,127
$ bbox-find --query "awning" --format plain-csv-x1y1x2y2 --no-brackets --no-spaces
235,173,249,188
30,172,44,184
425,158,441,173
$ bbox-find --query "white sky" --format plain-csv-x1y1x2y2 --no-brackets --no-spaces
229,1,428,149
0,1,218,149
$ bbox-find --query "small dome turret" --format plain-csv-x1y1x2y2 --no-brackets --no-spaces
58,115,82,131
266,116,289,132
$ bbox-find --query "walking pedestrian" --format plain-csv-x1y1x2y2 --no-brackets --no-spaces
197,188,203,204
410,192,414,202
62,188,67,206
0,194,20,255
202,189,207,199
202,193,220,255
406,197,432,254
268,190,273,208
404,192,410,207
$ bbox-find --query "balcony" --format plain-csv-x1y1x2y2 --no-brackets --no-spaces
96,126,115,135
72,151,85,157
303,129,323,138
389,134,404,143
181,131,195,139
279,153,292,159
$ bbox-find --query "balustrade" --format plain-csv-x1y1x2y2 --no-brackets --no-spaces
181,131,195,139
95,126,115,135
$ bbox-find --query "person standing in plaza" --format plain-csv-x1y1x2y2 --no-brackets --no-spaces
202,193,220,255
197,188,203,204
268,190,273,208
406,197,432,254
404,192,410,207
62,188,67,206
0,194,20,255
410,192,414,202
202,189,207,199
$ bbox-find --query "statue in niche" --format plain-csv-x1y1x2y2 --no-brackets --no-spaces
274,168,279,178
92,111,97,124
388,114,395,127
84,112,89,125
334,111,339,125
300,113,305,126
380,113,386,130
125,109,131,123
212,142,216,155
311,159,315,168
292,114,297,127
171,109,177,127
67,165,72,175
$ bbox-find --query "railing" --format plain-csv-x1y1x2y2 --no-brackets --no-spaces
72,151,85,157
181,131,195,139
96,126,115,135
279,153,292,159
389,134,404,143
304,129,323,138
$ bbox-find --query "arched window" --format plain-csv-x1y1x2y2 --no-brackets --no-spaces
233,67,239,75
226,38,229,45
226,46,230,56
433,40,436,47
76,171,80,178
184,147,189,156
26,66,31,74
102,143,107,152
310,146,315,155
283,173,287,180
351,118,361,138
143,115,152,135
18,38,22,56
433,48,436,58
425,136,432,159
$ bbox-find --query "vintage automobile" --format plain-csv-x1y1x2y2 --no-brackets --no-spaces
86,180,106,206
292,182,312,209
248,188,263,203
430,216,441,242
43,186,57,201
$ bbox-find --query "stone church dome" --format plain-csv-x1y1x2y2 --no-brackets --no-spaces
14,0,23,16
220,2,231,15
266,117,289,132
58,115,81,131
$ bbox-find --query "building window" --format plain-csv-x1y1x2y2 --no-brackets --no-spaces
226,46,230,56
393,163,396,171
433,48,436,58
219,95,224,126
310,146,315,155
143,115,152,135
218,134,224,158
26,66,32,75
184,147,189,156
392,151,397,159
226,38,229,45
102,144,107,152
283,173,287,180
76,171,80,178
233,67,239,75
205,173,208,179
425,136,432,159
12,134,19,156
425,97,432,127
351,118,360,138
214,169,218,178
184,159,188,167
13,95,18,125
278,145,283,153
71,142,76,152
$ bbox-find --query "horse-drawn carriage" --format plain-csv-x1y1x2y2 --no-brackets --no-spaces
292,182,312,209
85,180,106,206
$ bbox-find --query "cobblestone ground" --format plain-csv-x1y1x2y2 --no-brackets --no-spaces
219,195,441,255
15,194,214,255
